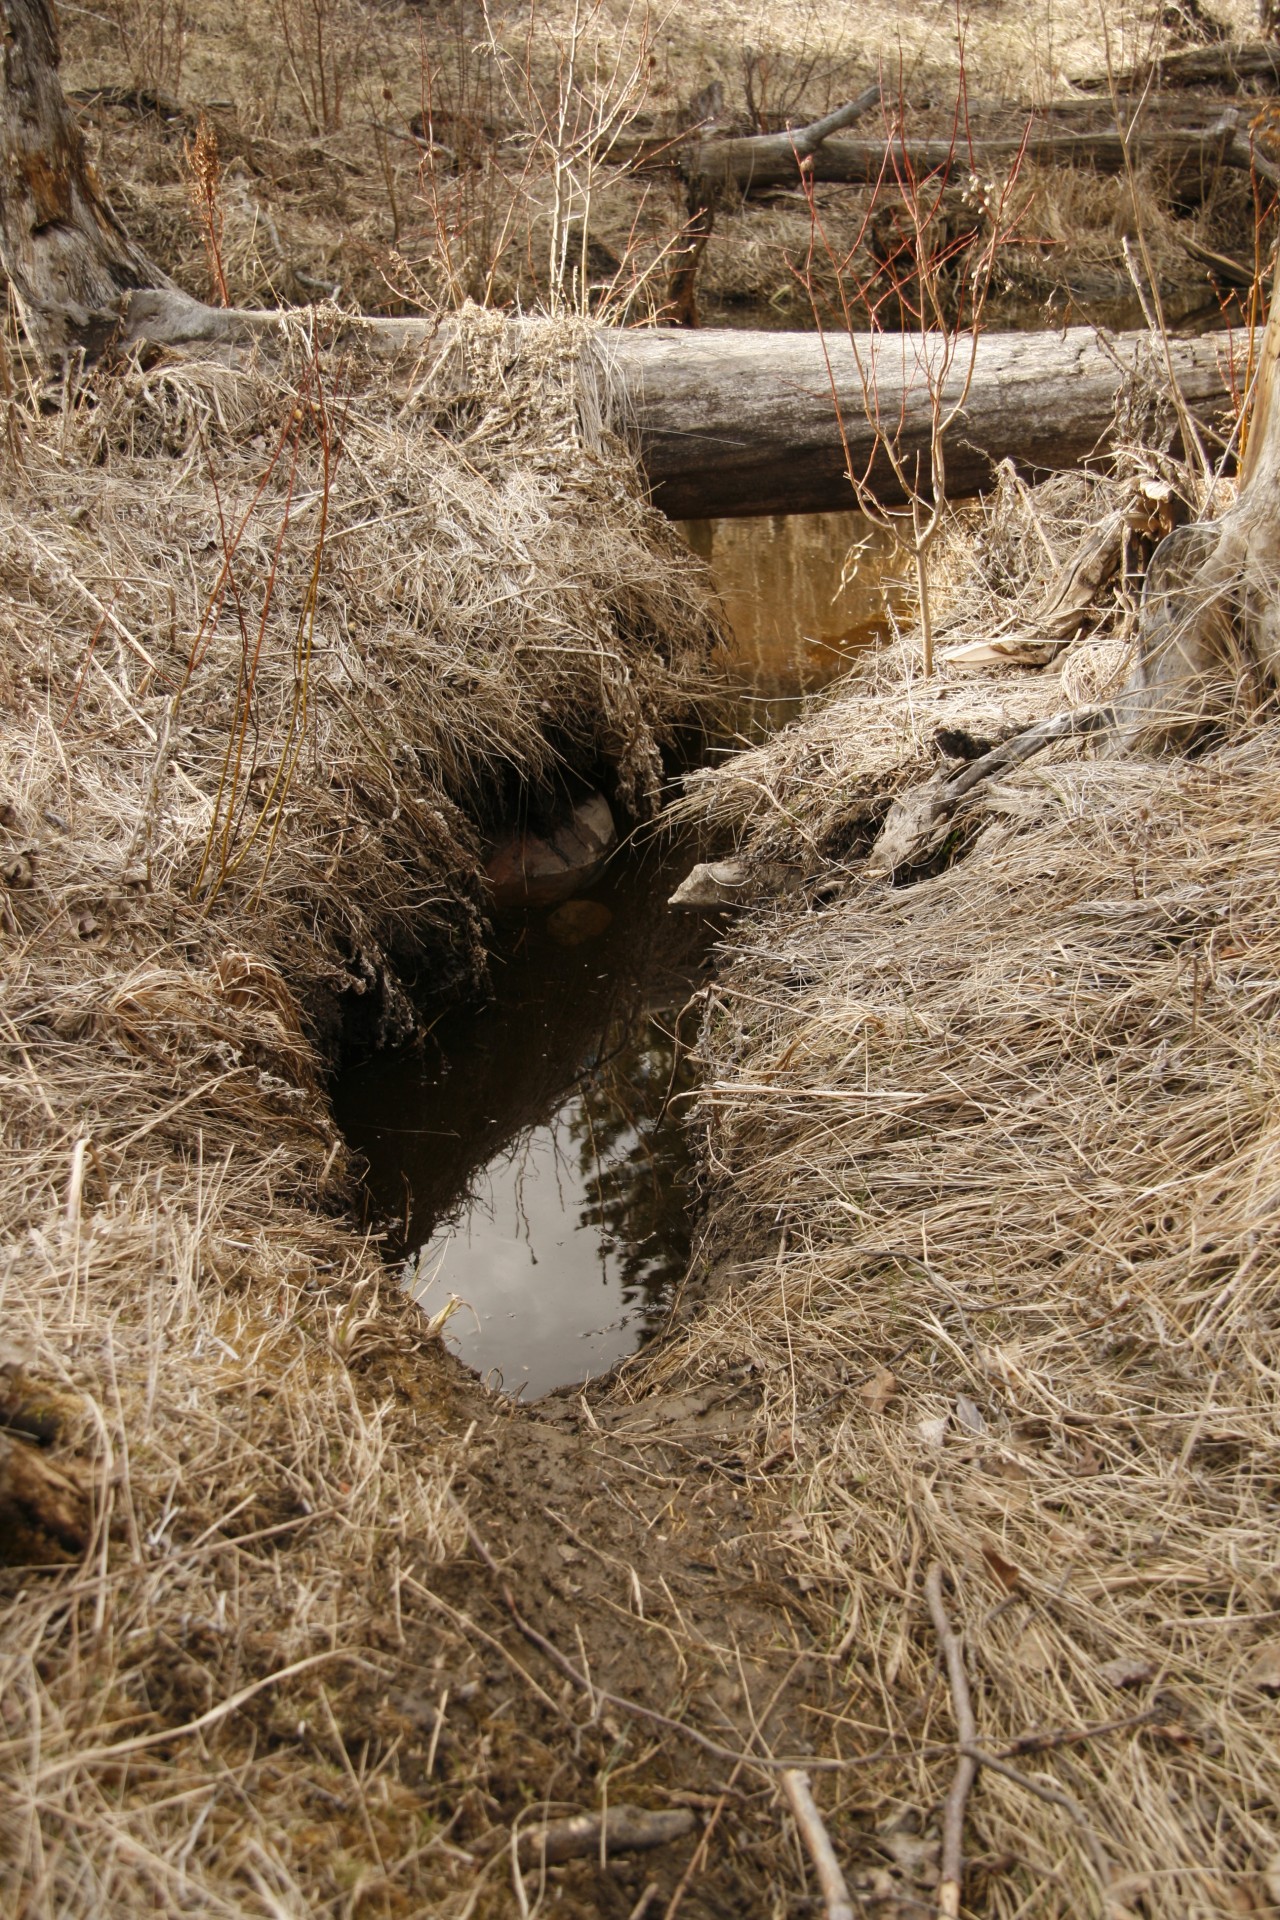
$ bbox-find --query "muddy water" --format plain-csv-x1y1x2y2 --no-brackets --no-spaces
338,511,892,1397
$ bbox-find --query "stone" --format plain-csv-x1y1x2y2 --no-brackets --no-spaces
485,794,617,909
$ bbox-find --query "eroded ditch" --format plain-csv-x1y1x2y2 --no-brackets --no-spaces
336,508,905,1397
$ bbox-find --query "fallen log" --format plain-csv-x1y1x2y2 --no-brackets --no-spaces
115,290,1239,519
601,323,1236,518
681,114,1258,195
1075,37,1280,92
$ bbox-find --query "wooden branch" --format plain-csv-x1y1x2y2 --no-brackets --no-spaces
779,1770,855,1920
1175,229,1258,290
681,84,882,193
944,477,1182,668
1076,36,1280,93
870,705,1111,874
924,1563,978,1920
516,1805,694,1868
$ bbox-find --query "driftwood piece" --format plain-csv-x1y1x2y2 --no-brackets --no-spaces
870,706,1111,874
944,478,1183,668
515,1805,694,1868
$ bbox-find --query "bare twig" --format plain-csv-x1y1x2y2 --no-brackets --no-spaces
779,1769,855,1920
924,1563,977,1920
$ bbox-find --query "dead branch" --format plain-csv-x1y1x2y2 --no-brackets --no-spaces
1076,35,1280,92
779,1770,855,1920
924,1563,978,1920
516,1805,694,1868
870,706,1112,875
945,479,1184,669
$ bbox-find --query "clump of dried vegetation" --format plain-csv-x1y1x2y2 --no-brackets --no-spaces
0,307,718,1913
630,373,1280,1911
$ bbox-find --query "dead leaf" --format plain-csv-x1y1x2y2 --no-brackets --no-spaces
858,1368,899,1414
1012,1622,1059,1676
917,1414,949,1449
981,1545,1023,1592
1098,1655,1156,1690
1244,1641,1280,1694
1148,1721,1197,1748
955,1394,987,1436
884,1831,940,1885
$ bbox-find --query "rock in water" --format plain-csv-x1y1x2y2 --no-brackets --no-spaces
668,858,751,910
546,899,613,945
485,794,617,908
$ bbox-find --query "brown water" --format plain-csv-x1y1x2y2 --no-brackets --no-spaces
337,512,889,1397
687,509,906,735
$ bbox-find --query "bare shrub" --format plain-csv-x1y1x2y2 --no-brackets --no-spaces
103,0,188,98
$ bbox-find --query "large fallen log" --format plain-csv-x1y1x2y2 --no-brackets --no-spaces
117,289,1238,518
1076,37,1280,93
676,112,1264,194
610,325,1236,518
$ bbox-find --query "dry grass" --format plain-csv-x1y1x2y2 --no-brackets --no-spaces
58,0,1268,325
630,445,1280,1914
0,307,718,1916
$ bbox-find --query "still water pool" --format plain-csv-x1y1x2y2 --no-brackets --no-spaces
337,509,894,1396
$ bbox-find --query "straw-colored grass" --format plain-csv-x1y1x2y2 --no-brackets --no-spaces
629,460,1280,1915
0,306,718,1916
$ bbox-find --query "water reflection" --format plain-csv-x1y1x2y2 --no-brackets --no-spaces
680,509,906,734
337,845,711,1397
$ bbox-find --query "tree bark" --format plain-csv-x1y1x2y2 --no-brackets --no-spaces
1076,37,1280,92
1117,265,1280,750
114,290,1238,519
0,0,163,352
668,115,1258,195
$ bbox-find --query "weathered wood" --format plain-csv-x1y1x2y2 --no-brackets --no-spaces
0,0,164,351
515,1805,694,1868
114,290,1238,519
1076,36,1280,92
600,324,1236,519
870,707,1113,875
1117,261,1280,749
944,478,1185,667
684,116,1253,195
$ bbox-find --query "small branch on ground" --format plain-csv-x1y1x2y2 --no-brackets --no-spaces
515,1806,694,1869
779,1769,855,1920
924,1562,978,1920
